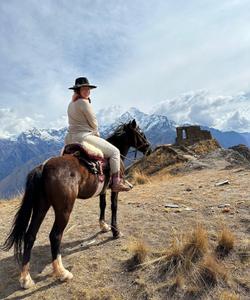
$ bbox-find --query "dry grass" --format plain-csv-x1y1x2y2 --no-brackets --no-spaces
126,239,148,270
182,226,209,262
195,255,228,288
189,139,220,155
157,226,209,278
139,226,233,298
237,239,250,263
174,275,185,289
0,162,249,300
71,287,123,300
216,227,235,258
130,170,151,185
219,291,240,300
160,239,184,276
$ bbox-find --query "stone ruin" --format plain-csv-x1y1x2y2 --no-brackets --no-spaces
175,125,213,146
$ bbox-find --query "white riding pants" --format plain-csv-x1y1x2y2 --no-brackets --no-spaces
83,135,120,174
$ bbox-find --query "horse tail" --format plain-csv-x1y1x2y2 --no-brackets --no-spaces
1,164,44,262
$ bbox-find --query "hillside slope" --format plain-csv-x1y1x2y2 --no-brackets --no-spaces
0,145,249,299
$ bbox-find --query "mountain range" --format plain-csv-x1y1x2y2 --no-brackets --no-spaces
0,107,249,199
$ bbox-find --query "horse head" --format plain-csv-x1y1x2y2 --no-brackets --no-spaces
123,119,152,156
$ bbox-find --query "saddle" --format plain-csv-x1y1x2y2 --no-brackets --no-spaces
62,143,109,182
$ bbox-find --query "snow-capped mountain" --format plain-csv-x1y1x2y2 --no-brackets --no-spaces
0,128,66,182
17,128,67,144
100,107,177,146
0,107,250,199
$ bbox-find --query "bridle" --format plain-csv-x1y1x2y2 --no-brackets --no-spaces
120,126,151,161
132,127,151,158
109,122,151,163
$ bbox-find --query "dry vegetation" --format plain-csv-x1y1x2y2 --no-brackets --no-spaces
216,227,235,258
126,239,148,270
130,170,151,186
188,139,221,155
124,227,232,299
0,143,250,299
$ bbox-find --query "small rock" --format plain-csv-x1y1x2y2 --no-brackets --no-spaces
186,188,192,192
218,204,231,208
236,201,245,205
222,207,230,213
184,207,194,211
165,204,179,208
198,185,203,188
215,180,229,186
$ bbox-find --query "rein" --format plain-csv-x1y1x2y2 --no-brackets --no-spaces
120,153,138,163
107,121,151,162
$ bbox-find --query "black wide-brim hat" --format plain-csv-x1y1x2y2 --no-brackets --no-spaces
69,77,97,90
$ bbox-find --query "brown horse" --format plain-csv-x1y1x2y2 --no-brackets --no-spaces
2,119,151,289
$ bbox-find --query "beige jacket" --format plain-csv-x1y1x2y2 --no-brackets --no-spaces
65,98,99,144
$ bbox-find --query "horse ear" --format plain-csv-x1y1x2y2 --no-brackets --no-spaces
131,119,137,128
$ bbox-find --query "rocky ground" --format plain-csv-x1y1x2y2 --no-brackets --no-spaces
0,142,249,300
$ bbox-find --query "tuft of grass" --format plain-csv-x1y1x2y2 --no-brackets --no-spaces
155,226,209,279
161,239,184,275
183,226,209,262
126,239,148,270
195,255,227,288
131,170,151,185
216,227,235,258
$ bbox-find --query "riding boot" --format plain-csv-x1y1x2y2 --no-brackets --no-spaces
111,172,132,192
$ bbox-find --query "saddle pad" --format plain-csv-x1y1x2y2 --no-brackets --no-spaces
81,141,104,159
62,142,104,160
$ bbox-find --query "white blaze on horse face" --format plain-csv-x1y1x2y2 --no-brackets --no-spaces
19,263,35,289
52,254,73,281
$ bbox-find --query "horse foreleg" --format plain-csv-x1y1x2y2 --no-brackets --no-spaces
50,210,73,282
111,191,120,238
20,205,49,289
99,193,111,232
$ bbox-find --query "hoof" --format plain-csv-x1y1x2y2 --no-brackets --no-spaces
100,222,111,233
113,231,123,239
60,270,73,282
54,269,73,282
19,273,35,289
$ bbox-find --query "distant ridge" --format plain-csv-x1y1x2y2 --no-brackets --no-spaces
0,107,249,199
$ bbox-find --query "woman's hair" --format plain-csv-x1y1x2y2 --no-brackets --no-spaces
71,88,91,103
72,88,81,102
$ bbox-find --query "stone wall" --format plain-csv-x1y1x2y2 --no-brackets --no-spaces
175,125,213,146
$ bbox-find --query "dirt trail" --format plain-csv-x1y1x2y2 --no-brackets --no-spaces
0,165,249,299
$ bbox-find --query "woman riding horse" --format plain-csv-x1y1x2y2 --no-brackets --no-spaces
1,78,152,289
65,77,131,192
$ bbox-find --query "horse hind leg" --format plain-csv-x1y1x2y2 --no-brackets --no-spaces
99,193,111,232
20,205,49,289
111,191,122,238
50,210,74,281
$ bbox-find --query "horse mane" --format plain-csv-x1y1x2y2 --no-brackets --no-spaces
107,123,127,139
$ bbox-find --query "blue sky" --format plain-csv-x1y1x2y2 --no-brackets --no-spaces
0,0,250,137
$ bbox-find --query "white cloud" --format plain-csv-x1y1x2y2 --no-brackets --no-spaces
1,89,250,138
223,111,250,132
0,107,68,138
151,90,250,132
1,1,250,132
0,108,38,138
